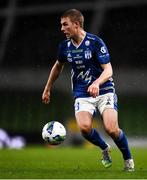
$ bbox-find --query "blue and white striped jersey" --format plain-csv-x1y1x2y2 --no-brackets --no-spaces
57,32,115,98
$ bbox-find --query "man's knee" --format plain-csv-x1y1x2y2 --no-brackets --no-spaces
105,127,120,138
80,124,91,134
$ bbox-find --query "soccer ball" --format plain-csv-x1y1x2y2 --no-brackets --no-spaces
42,121,66,145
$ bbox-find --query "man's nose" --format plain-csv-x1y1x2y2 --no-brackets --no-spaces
61,26,64,32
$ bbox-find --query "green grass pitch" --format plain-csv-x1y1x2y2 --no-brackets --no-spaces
0,146,147,179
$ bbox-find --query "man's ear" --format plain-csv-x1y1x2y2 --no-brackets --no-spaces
74,21,80,28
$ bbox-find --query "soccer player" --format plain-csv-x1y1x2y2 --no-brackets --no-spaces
42,9,134,171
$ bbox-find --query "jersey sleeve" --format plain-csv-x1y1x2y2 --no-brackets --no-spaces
95,37,110,64
57,42,67,63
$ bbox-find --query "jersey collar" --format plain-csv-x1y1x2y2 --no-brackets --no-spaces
71,32,86,49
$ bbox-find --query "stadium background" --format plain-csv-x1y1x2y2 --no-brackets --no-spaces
0,0,147,145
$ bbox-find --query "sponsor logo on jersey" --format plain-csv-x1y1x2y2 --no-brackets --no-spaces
100,46,107,53
76,65,85,69
77,68,92,83
72,49,83,53
75,60,83,64
67,53,72,62
67,53,72,57
85,40,90,46
84,49,92,59
74,54,83,59
87,36,95,40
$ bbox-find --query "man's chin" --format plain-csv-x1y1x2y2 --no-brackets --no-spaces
65,34,70,39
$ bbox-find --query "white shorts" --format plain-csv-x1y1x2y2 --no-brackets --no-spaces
74,93,118,115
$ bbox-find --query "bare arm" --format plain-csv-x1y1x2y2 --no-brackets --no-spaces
42,60,65,104
87,62,113,98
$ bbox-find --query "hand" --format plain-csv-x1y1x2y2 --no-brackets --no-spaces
42,88,50,104
87,82,99,98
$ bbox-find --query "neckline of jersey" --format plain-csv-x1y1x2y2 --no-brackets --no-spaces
71,32,87,49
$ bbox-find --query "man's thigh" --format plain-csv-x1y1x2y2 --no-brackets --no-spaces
75,111,93,130
102,108,119,130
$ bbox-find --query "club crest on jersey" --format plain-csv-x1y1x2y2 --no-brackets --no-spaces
84,49,92,59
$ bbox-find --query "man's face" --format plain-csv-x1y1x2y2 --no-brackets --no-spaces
61,17,78,39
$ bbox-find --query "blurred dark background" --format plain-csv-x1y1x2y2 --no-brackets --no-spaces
0,0,147,144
